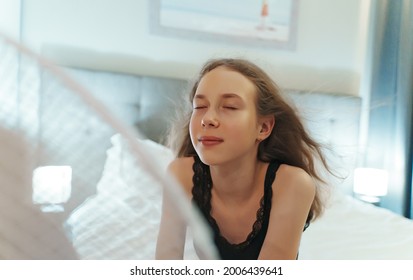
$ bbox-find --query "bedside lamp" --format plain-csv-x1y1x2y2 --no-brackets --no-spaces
32,166,72,212
353,167,388,205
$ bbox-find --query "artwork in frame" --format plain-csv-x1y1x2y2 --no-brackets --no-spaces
150,0,299,50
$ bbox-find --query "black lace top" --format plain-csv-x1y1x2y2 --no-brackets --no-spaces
191,156,281,260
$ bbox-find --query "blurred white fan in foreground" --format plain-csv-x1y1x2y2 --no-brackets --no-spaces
0,33,217,260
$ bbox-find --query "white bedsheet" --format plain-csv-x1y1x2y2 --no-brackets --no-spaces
300,191,413,259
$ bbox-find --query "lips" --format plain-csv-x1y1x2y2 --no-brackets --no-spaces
198,136,224,146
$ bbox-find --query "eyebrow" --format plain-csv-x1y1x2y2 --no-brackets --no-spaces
194,93,242,100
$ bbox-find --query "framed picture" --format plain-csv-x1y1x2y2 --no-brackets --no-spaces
149,0,299,49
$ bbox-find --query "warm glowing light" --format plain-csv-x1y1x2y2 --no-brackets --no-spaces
32,166,72,212
353,167,388,197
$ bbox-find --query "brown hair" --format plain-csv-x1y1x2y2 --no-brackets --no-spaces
168,58,332,221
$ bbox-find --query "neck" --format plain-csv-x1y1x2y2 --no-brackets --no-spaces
209,156,266,203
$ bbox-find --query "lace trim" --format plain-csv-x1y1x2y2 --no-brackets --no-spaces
192,157,271,250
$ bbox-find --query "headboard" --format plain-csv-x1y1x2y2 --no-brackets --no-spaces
65,66,362,144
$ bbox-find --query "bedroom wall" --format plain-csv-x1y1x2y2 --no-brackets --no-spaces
0,0,21,39
19,0,370,97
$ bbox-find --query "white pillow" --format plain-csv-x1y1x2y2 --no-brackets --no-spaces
96,134,174,197
65,134,175,259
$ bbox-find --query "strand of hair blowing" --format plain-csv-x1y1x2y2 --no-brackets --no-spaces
170,58,333,220
255,80,329,220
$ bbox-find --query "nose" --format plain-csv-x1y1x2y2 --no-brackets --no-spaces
201,110,219,128
201,118,219,127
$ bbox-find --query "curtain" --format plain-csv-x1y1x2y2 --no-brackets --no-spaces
365,0,413,218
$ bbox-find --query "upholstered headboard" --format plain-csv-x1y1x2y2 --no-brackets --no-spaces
65,67,189,144
66,67,362,144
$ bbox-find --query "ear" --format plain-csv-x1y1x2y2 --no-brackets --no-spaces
257,115,275,141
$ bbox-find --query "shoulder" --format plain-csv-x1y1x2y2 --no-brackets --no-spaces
167,157,195,176
273,164,316,202
259,164,316,259
167,157,195,195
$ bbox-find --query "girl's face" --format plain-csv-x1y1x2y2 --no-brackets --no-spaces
189,66,263,166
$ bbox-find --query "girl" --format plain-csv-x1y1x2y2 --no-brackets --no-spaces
156,58,331,260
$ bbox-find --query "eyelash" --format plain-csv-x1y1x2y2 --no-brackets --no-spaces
193,106,237,110
223,106,237,110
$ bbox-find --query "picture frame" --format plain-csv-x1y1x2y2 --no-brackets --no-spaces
149,0,299,50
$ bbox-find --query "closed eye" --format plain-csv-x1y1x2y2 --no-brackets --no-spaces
223,106,238,110
193,106,207,110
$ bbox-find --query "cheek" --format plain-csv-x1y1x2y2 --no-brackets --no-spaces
225,116,259,139
231,112,258,129
189,114,197,140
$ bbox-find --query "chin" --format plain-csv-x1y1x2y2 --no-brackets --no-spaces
196,151,225,166
197,151,242,167
196,154,216,166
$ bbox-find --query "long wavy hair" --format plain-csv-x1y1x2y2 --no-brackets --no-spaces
167,58,333,220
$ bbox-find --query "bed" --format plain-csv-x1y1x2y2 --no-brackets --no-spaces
1,40,413,259
64,133,413,260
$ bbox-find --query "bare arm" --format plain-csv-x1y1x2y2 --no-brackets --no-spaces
155,158,193,259
258,165,316,260
155,184,187,259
